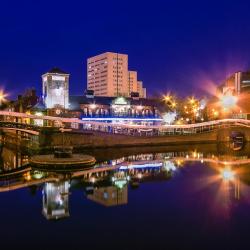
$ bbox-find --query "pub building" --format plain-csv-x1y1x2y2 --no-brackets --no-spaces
68,90,163,126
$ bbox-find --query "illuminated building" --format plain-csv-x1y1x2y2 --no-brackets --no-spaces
42,181,70,220
207,70,250,120
219,71,250,96
69,95,163,124
128,71,146,98
87,52,146,98
137,81,146,98
42,68,69,109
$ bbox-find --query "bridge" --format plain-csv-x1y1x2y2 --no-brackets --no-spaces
0,121,40,135
1,111,250,136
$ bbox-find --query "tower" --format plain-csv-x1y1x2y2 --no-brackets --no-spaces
42,67,69,109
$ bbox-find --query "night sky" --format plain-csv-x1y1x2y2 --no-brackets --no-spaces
1,0,250,99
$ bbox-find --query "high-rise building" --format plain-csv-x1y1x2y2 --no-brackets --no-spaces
137,81,146,98
42,67,69,109
87,52,128,97
128,71,138,94
87,52,146,98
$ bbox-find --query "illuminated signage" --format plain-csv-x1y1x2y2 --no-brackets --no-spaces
113,97,128,105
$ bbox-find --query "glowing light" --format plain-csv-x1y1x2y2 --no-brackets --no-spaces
90,177,96,183
164,95,171,102
24,172,31,181
171,101,177,108
90,103,97,109
221,168,235,181
114,180,127,189
137,173,143,179
0,90,8,105
213,110,219,117
176,160,183,166
119,163,162,170
164,161,177,171
163,112,177,124
220,94,237,109
35,112,43,116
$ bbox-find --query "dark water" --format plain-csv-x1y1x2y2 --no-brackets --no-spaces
1,144,250,250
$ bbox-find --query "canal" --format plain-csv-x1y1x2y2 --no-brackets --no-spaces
0,143,250,249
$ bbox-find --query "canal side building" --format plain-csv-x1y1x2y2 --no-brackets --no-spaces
68,93,164,125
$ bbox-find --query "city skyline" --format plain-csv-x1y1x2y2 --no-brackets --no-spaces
1,0,250,98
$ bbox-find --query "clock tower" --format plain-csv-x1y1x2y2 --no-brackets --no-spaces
42,67,69,109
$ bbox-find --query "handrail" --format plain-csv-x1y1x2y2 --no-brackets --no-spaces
0,111,250,135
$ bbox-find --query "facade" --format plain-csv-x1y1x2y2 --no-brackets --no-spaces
87,52,146,98
42,68,69,109
69,95,163,125
219,71,250,96
137,80,146,98
87,52,129,97
207,70,250,120
128,71,138,94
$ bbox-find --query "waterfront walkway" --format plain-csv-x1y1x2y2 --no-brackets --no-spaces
0,111,250,137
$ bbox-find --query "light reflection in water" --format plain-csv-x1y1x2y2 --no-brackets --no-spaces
0,145,250,220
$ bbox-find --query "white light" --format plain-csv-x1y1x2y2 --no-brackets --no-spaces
90,104,97,109
137,173,142,179
222,169,235,181
55,87,63,96
220,95,237,109
90,177,96,183
119,163,162,170
35,112,43,116
162,112,177,124
164,161,177,171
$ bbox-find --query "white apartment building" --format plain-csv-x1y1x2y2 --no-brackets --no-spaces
87,52,146,98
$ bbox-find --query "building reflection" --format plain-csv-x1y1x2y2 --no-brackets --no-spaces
42,181,70,220
1,144,250,220
0,147,28,171
87,185,128,207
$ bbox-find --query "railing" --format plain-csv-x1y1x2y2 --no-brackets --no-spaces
0,111,250,137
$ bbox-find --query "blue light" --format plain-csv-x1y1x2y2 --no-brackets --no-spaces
81,117,163,122
119,163,163,170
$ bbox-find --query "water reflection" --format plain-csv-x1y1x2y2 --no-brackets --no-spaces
0,144,250,220
43,181,70,220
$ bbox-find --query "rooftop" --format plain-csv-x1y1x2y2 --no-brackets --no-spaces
45,67,69,75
